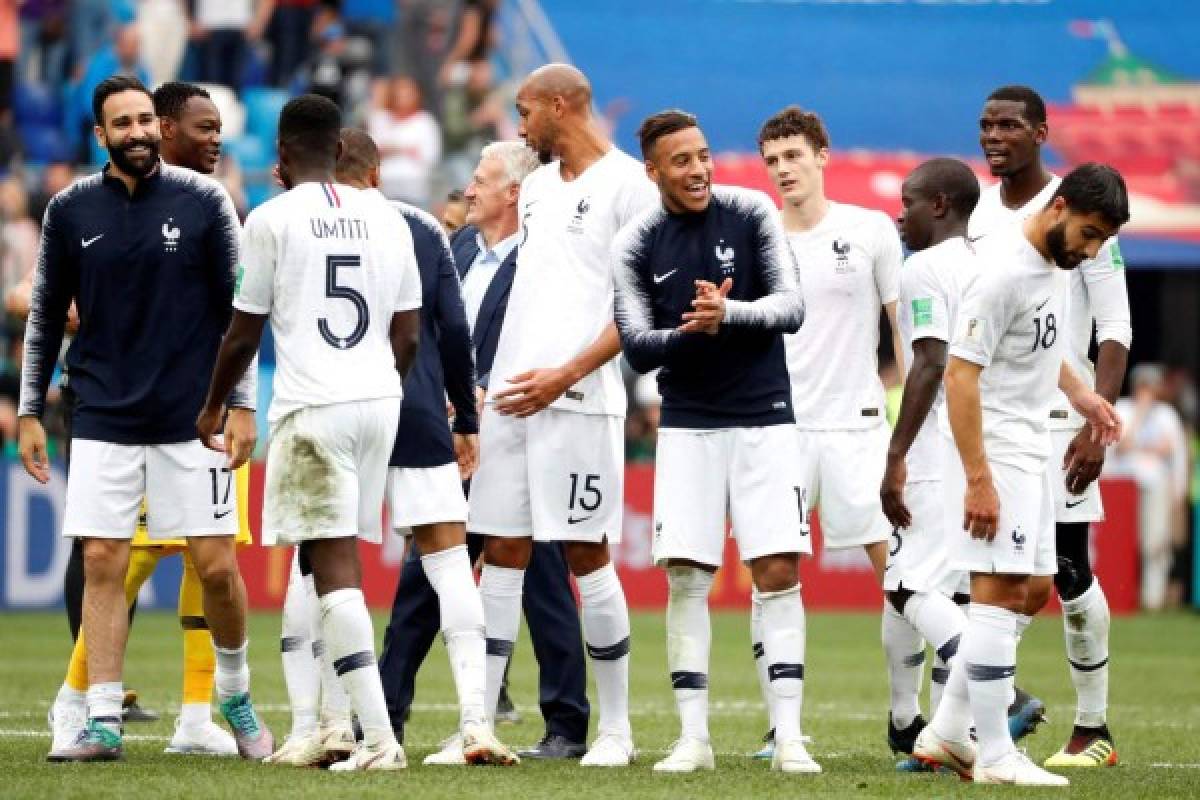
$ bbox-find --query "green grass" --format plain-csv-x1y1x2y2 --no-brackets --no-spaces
2,610,1198,798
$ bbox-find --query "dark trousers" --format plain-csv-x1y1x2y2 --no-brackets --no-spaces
199,29,247,90
377,533,590,743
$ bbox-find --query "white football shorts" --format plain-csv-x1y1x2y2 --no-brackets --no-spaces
796,425,892,549
388,462,469,531
262,396,400,546
62,438,240,540
468,407,623,544
651,425,809,568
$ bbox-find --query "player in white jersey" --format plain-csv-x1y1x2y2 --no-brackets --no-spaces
877,159,980,761
198,95,422,772
968,86,1131,768
755,105,905,757
914,164,1128,787
468,64,659,768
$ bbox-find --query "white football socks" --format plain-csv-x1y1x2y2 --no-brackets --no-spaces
480,563,524,727
882,601,924,730
319,588,394,748
422,544,487,728
903,590,966,717
281,555,319,737
758,584,806,743
87,681,124,733
750,587,776,735
963,602,1019,767
577,563,632,739
213,641,250,701
1062,579,1110,727
307,572,350,722
666,566,714,742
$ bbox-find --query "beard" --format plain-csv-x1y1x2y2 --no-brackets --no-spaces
108,137,161,178
1045,221,1083,269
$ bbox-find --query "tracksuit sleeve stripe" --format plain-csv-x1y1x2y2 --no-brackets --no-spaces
720,189,805,333
613,210,675,374
18,195,71,419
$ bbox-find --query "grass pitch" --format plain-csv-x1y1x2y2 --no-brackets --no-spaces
2,610,1198,798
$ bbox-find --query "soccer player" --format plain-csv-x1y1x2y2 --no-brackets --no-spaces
335,127,518,767
757,106,904,755
968,86,1131,768
47,80,252,759
19,75,270,763
614,110,817,774
198,94,421,771
878,158,980,758
914,164,1128,786
468,63,658,767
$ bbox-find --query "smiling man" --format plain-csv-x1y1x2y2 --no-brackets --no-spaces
613,109,814,775
18,75,267,763
967,86,1132,770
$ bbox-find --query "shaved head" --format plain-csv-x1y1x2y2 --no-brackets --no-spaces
520,63,592,110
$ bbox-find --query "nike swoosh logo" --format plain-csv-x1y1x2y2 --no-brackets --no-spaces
1035,296,1050,311
652,269,678,284
1065,498,1086,509
568,515,593,525
213,510,232,519
82,234,104,248
966,234,985,244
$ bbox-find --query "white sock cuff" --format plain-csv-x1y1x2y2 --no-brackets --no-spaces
757,583,801,604
480,564,525,596
576,562,620,601
1061,578,1105,614
319,587,365,615
667,566,715,597
214,640,248,658
967,602,1019,634
421,543,469,573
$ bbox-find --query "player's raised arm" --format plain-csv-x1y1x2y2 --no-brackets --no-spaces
17,194,74,483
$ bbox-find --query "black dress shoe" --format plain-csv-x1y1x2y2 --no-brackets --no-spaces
517,733,587,759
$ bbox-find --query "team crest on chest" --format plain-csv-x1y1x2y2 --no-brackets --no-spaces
162,218,181,253
567,196,590,234
832,237,854,274
715,240,735,277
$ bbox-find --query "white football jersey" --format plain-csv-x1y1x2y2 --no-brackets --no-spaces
945,224,1069,474
487,147,658,416
783,202,902,430
969,177,1130,429
235,182,422,423
897,236,977,482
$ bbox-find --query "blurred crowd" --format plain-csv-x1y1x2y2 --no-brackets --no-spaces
0,2,1195,609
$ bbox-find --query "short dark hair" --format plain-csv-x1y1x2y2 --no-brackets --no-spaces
92,74,153,125
1051,162,1130,228
334,127,380,182
636,109,698,160
758,106,830,153
910,158,981,219
278,93,342,161
153,81,211,119
985,85,1047,127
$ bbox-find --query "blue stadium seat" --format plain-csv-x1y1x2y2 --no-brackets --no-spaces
242,88,290,143
223,135,273,171
19,125,72,164
244,181,278,211
14,83,63,127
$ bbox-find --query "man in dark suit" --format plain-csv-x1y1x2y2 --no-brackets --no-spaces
384,142,593,762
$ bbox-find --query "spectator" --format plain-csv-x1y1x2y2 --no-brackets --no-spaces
18,1,69,87
1108,364,1191,609
438,0,498,87
189,0,273,90
367,75,441,207
301,4,350,108
342,0,396,77
266,0,318,87
137,0,188,88
1,0,17,115
28,160,74,223
0,177,39,297
440,59,510,189
69,0,134,82
438,188,468,235
67,23,149,160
